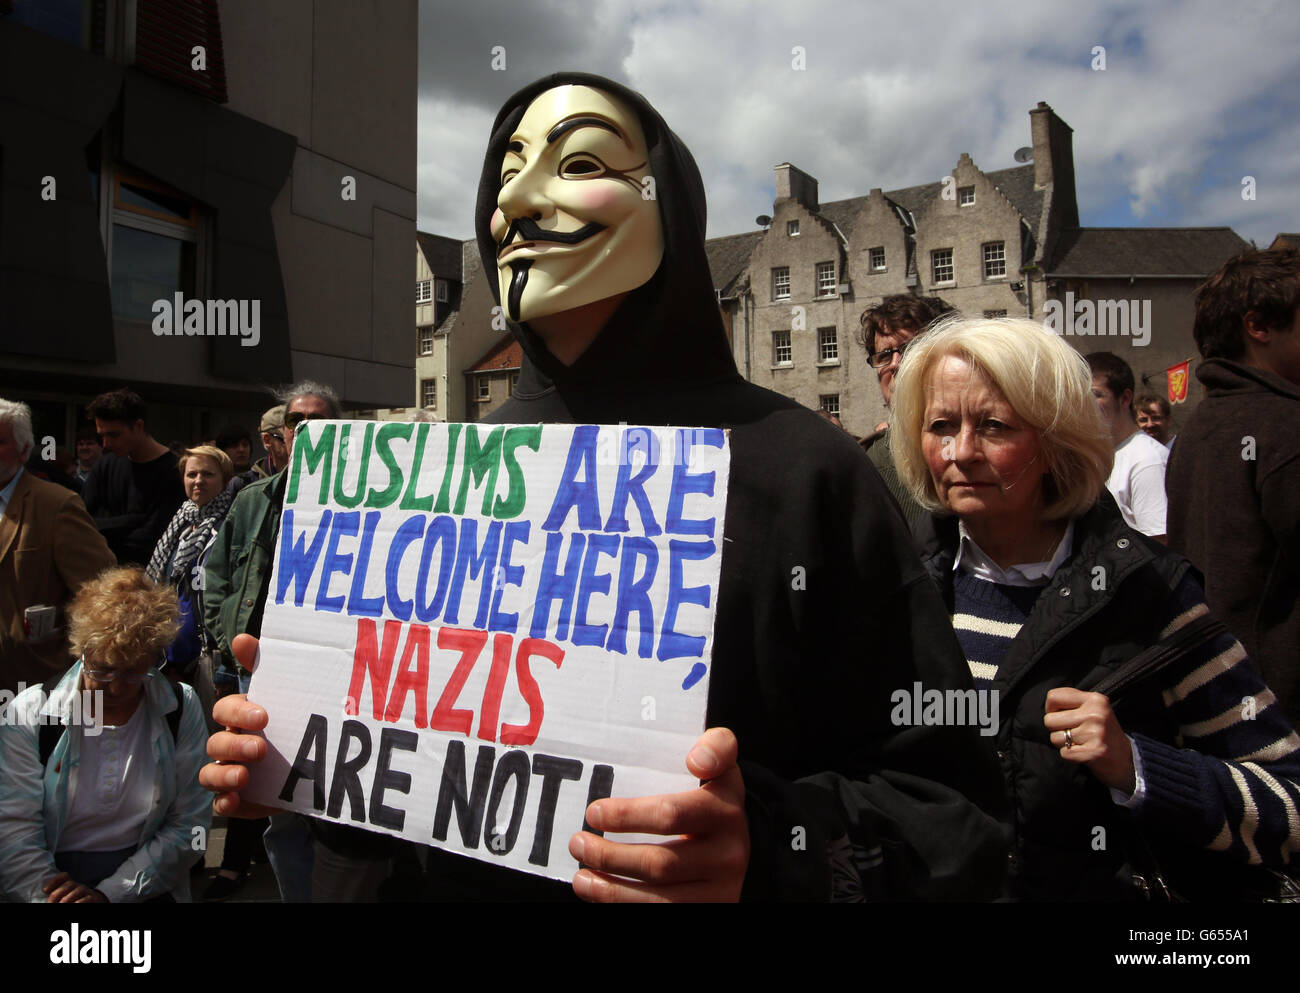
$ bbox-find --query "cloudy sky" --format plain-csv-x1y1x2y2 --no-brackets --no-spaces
418,0,1299,248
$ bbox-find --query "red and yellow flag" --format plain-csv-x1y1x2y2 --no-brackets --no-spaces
1167,360,1191,404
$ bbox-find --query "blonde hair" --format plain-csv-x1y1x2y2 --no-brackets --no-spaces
68,567,179,668
179,444,234,484
890,315,1114,521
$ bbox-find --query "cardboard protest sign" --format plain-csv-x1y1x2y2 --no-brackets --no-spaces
245,421,729,881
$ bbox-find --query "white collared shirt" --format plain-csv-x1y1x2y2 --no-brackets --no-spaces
953,519,1075,587
0,467,24,515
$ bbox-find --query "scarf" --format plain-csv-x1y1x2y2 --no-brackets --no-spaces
146,489,235,588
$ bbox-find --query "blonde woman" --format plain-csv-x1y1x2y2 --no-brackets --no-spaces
889,315,1300,900
0,567,211,902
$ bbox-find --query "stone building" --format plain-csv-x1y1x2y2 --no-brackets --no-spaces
725,102,1248,437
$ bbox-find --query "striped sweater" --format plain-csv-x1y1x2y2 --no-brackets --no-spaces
952,566,1300,869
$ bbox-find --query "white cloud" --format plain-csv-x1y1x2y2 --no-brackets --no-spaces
420,0,1300,245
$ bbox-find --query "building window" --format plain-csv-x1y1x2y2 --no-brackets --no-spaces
109,169,202,322
983,242,1006,279
983,309,1008,319
8,0,91,49
820,394,840,417
787,220,800,237
773,329,792,365
818,326,838,362
421,378,437,408
417,279,432,303
958,186,976,206
869,247,886,271
418,326,433,355
477,378,491,401
815,262,836,297
772,267,790,300
931,248,954,284
434,280,449,303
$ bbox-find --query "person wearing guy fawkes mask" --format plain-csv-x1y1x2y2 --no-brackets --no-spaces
463,74,1008,901
203,73,1008,902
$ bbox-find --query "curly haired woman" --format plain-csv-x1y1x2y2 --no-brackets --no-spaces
0,566,211,902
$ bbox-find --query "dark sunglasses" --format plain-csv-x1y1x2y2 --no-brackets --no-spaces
283,411,328,431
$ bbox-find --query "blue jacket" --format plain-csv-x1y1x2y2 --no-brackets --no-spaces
0,662,212,903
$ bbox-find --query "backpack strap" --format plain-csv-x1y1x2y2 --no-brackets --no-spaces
38,672,67,768
165,676,184,743
1093,613,1228,702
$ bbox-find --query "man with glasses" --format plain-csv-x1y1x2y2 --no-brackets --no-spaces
857,295,953,533
225,406,289,498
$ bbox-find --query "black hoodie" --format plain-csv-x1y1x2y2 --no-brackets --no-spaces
422,72,1007,901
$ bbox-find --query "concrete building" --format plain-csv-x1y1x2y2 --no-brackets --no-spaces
0,0,417,451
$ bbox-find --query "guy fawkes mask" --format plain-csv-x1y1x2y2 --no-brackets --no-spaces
490,85,664,323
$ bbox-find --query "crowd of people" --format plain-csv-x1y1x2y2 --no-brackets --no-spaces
0,72,1297,905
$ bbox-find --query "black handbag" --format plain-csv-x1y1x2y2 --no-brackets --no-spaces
1098,613,1300,903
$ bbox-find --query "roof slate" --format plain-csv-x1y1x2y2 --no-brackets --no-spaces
1048,227,1251,276
466,336,521,373
417,231,465,278
816,164,1043,241
706,164,1046,288
705,230,764,296
433,240,478,335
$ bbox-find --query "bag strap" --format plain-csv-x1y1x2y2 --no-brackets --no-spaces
1093,613,1228,703
36,672,66,768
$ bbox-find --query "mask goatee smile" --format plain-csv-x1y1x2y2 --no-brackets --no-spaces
499,219,608,320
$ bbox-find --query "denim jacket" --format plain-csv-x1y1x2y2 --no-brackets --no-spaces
0,661,212,903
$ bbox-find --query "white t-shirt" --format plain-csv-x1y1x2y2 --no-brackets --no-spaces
1106,429,1169,536
59,702,156,853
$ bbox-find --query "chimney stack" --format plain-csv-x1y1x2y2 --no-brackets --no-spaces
774,163,819,211
1028,101,1079,227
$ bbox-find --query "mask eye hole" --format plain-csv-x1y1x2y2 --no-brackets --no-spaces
500,169,519,186
559,154,605,178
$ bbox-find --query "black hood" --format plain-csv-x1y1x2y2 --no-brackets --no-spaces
474,72,741,402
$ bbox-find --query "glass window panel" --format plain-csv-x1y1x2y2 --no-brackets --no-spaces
10,0,87,48
110,225,195,321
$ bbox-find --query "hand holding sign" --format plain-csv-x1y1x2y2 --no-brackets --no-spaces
569,727,748,902
243,422,729,879
199,634,279,818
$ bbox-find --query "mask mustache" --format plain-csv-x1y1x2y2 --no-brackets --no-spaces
498,217,607,253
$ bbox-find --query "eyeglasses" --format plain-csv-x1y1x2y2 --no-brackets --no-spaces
869,340,911,370
283,411,328,432
265,431,284,443
80,653,163,684
82,667,152,685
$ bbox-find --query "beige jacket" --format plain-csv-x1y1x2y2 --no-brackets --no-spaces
0,471,116,692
